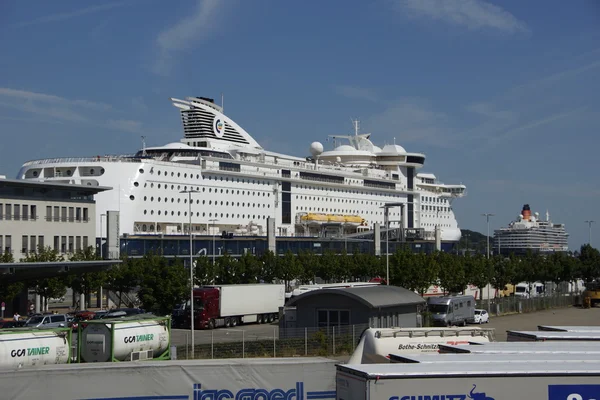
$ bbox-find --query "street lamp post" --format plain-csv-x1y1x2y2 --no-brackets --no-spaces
381,202,406,286
481,213,494,313
180,190,197,359
585,220,595,246
209,219,219,265
99,213,106,310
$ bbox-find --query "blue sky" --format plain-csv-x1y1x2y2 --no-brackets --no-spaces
1,0,599,250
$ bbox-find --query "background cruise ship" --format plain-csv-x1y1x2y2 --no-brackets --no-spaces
493,204,569,255
16,96,466,245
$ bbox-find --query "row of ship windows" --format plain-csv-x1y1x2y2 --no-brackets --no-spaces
423,196,448,204
141,196,271,207
142,210,270,220
422,223,454,228
140,168,272,186
138,184,272,197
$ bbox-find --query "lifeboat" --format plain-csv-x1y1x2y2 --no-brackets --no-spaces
300,213,329,225
344,215,363,226
327,215,345,223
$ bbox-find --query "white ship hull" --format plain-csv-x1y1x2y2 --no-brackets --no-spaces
16,96,466,242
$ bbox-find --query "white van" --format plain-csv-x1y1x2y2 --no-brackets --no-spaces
25,314,68,328
427,295,475,326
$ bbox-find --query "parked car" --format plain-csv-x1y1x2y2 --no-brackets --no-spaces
24,313,69,328
470,309,489,324
101,308,146,319
0,320,18,329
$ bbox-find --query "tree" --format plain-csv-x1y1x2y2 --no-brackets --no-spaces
137,254,188,315
194,255,217,285
317,249,341,282
68,246,107,308
491,255,517,293
436,251,467,294
465,254,492,300
275,250,302,291
23,247,68,309
578,244,600,283
105,256,140,308
296,250,318,284
237,252,260,284
259,251,277,283
0,251,23,303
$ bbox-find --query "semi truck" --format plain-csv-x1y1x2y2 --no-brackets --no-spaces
336,362,600,400
348,327,495,364
172,284,285,329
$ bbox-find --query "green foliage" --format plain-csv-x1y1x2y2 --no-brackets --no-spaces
0,251,23,301
105,256,140,308
136,253,188,315
275,250,302,290
68,246,107,300
578,244,600,283
23,247,68,300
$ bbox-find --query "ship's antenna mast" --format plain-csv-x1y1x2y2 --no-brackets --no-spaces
141,136,147,157
221,93,224,113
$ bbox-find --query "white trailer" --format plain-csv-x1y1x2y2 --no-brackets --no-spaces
507,330,600,342
347,327,495,364
336,362,600,400
389,352,600,364
538,325,600,332
438,341,600,354
216,284,285,321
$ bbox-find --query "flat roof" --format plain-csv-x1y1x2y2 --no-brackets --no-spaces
389,352,600,364
287,285,426,308
439,342,600,354
507,330,600,340
538,325,600,332
0,260,121,283
337,361,600,378
0,178,112,194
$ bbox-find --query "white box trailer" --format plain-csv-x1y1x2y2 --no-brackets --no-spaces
507,330,600,342
438,341,600,354
389,352,600,364
214,284,285,318
538,325,600,332
348,327,495,364
336,362,600,400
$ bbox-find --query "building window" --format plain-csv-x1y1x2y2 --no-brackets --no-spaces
83,208,89,222
21,205,28,220
83,236,88,248
21,235,27,253
46,206,52,221
317,309,350,330
68,236,74,253
61,236,67,253
5,204,12,220
53,206,59,221
30,205,37,220
30,236,36,253
54,236,59,252
68,207,74,222
0,236,2,253
4,235,11,254
61,207,67,222
38,236,44,251
13,204,20,221
76,236,81,252
0,204,3,220
76,207,81,222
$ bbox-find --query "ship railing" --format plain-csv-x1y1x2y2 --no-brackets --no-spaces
22,155,141,166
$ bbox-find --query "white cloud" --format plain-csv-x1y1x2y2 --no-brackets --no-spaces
334,85,379,102
12,2,127,28
107,119,143,133
395,0,529,34
153,0,226,76
0,88,111,111
366,98,455,147
466,102,516,120
131,97,148,113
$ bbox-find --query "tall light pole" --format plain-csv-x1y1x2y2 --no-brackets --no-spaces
209,219,219,266
180,190,197,359
585,220,595,246
99,213,106,310
481,213,494,313
382,202,406,286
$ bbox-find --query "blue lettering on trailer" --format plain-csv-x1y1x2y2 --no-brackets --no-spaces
389,384,495,400
192,382,335,400
548,385,600,400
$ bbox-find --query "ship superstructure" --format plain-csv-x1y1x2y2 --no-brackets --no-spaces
493,204,569,255
16,96,466,243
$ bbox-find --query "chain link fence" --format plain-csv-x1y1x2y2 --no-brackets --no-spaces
474,292,580,316
175,324,367,360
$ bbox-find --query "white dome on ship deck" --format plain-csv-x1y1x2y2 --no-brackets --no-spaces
380,144,406,154
333,145,357,152
372,145,382,153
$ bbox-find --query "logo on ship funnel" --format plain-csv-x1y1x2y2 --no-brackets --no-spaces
213,117,225,138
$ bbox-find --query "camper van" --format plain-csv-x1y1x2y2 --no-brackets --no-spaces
514,281,545,298
427,295,475,327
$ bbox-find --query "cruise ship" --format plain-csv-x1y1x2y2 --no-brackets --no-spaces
493,204,569,255
16,96,466,244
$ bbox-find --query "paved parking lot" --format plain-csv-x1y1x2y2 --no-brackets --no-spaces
171,306,600,346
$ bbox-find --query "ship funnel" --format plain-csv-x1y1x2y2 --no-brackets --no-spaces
521,204,531,221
